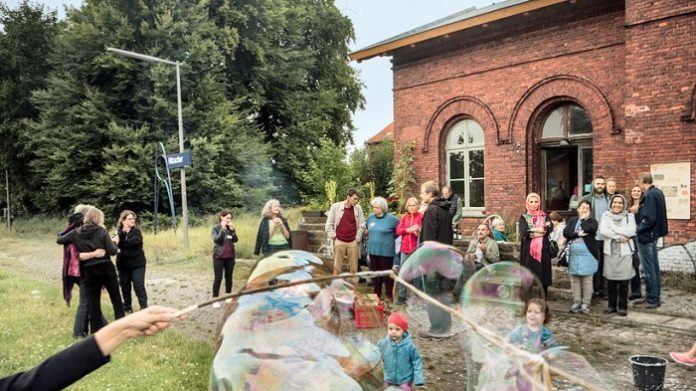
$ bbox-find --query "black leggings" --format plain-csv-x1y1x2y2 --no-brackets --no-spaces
213,258,235,297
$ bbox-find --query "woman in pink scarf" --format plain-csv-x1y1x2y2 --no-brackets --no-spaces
518,193,553,297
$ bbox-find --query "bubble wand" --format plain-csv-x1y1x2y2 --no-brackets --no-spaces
172,270,393,318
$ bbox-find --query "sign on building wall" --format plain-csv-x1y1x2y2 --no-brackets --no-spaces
650,162,691,220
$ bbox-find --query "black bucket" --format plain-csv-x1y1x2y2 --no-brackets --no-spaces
629,355,667,390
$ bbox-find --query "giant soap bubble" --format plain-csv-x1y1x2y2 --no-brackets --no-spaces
211,250,384,390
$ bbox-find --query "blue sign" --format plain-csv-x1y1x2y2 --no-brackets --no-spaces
167,152,192,169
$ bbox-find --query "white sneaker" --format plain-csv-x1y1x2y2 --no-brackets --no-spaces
569,303,581,313
212,302,221,309
580,304,590,314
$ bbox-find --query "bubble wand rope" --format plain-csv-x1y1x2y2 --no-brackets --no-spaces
172,270,394,318
391,272,603,391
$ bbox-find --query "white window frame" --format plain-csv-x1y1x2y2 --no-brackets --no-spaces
445,119,485,212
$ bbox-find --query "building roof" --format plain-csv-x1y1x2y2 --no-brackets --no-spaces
367,122,394,145
349,0,566,62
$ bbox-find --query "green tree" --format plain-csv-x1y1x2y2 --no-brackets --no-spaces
207,0,364,200
0,1,60,214
349,139,394,198
26,0,273,215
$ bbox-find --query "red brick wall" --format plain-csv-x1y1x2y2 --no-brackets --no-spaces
391,1,695,243
623,1,696,243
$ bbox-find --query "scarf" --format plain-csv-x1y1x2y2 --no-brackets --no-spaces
608,194,628,221
524,193,546,262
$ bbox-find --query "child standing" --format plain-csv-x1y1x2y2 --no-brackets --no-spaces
477,298,559,391
377,312,424,390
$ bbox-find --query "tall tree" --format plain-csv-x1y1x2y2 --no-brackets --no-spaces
207,0,364,200
0,1,60,214
26,0,273,215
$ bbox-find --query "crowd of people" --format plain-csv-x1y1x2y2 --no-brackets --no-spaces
2,171,684,390
324,171,678,389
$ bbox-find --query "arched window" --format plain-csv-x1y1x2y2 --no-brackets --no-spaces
541,103,592,138
446,119,485,210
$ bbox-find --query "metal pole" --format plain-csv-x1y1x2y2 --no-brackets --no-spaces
176,62,189,252
5,169,10,230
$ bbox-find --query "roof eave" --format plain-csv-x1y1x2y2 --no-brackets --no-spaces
349,0,567,62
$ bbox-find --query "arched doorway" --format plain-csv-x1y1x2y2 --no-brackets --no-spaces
538,103,593,211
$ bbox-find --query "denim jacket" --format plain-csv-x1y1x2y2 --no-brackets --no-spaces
376,332,425,386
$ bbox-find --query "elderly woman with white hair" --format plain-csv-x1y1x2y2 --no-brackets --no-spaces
254,199,292,256
490,217,508,242
365,196,400,302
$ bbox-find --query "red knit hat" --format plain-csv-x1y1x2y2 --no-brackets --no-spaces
387,312,408,331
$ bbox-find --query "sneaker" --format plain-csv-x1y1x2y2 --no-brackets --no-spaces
603,308,617,315
580,304,591,314
628,294,642,300
212,302,221,309
569,303,581,313
669,352,696,367
645,302,661,309
617,309,627,316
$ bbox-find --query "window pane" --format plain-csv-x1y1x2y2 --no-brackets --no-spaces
469,179,485,208
449,152,465,179
542,107,564,138
466,120,484,144
569,104,592,134
469,149,484,178
446,122,467,147
450,180,465,201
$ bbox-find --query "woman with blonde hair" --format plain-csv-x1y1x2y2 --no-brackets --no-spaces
254,199,292,256
57,206,124,332
628,184,644,300
113,210,147,313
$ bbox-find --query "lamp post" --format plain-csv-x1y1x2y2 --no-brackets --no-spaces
107,47,189,252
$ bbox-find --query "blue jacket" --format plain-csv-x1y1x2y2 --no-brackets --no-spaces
377,332,425,386
366,213,400,257
636,185,668,244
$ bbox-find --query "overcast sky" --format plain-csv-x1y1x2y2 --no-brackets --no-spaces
7,0,493,146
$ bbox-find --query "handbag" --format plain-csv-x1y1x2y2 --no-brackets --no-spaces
549,240,559,258
557,242,569,267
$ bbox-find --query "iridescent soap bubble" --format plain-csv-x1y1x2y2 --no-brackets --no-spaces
397,241,464,338
211,250,384,390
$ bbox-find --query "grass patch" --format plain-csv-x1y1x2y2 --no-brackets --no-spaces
0,270,213,390
1,207,304,265
662,271,696,293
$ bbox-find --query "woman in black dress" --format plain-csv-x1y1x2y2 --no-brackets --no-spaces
518,192,553,297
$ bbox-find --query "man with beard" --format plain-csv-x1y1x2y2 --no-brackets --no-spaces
581,176,610,298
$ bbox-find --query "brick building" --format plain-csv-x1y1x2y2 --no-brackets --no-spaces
350,0,695,243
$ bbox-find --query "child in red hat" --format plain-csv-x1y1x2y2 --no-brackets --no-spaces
376,312,425,390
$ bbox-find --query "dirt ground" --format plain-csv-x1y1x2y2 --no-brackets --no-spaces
1,239,694,390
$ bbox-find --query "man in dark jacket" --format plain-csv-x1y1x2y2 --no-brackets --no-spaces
418,181,454,339
420,182,453,245
635,172,668,308
581,176,609,297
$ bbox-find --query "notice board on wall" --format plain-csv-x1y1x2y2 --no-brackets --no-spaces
650,162,691,220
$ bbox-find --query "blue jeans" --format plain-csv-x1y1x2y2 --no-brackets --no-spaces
637,240,661,305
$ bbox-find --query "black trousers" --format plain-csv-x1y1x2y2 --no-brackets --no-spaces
118,266,148,311
607,279,629,311
213,258,235,297
83,262,125,332
369,255,394,300
593,240,605,295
